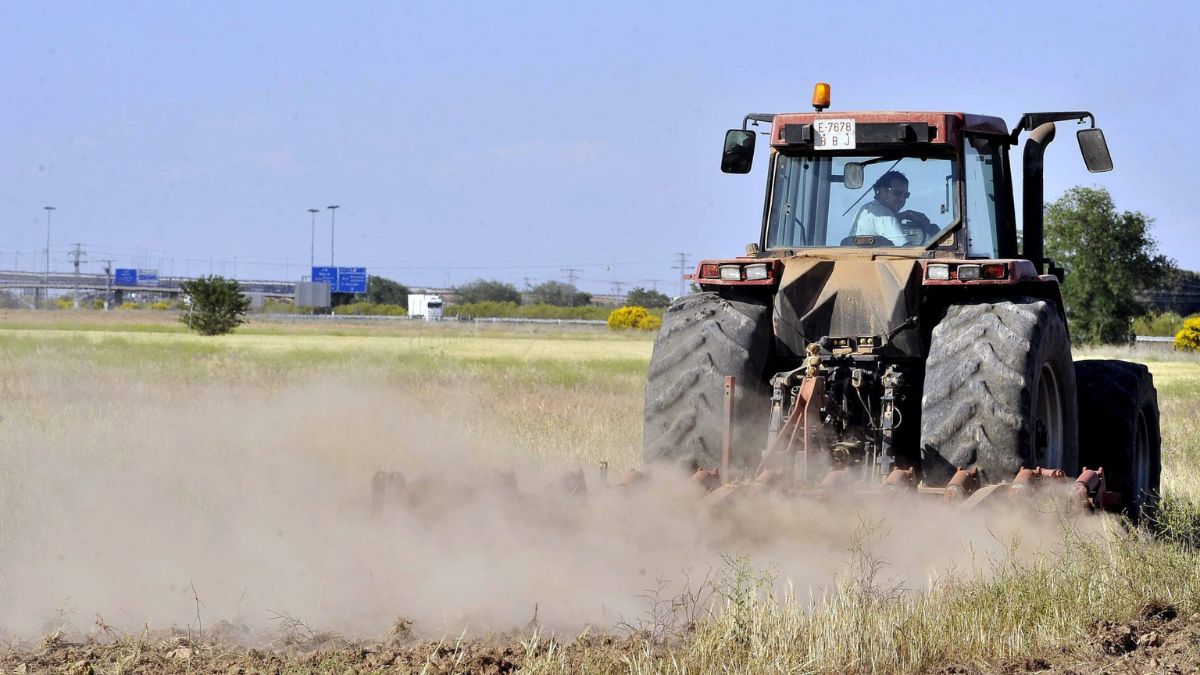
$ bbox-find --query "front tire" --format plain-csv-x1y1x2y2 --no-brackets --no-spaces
643,292,772,472
920,299,1079,485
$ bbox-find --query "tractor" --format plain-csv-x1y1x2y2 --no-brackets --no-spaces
643,84,1160,521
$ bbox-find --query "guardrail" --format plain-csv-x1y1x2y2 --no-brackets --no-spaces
252,313,608,326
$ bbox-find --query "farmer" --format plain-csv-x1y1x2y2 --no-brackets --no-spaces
850,170,933,246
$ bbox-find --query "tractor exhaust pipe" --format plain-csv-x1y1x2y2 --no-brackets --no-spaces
1022,122,1056,274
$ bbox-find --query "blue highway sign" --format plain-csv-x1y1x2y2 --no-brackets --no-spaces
114,268,138,286
335,267,367,293
311,266,366,293
311,266,337,285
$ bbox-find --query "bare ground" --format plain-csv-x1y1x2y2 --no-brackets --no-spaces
5,604,1200,675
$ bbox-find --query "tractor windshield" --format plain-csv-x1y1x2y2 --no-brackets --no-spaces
765,152,959,249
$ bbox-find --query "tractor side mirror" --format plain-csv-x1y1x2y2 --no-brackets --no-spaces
1078,128,1113,173
721,129,756,174
843,162,864,189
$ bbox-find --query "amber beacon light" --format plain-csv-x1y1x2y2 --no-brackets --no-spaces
812,82,831,111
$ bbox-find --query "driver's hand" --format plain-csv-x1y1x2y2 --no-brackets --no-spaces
898,210,931,226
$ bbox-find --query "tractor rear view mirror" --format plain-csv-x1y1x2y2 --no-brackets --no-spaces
843,162,864,189
1078,128,1113,173
721,129,756,174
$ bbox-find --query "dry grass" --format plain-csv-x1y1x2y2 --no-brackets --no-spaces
3,313,1200,673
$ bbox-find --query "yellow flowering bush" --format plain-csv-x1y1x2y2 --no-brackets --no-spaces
638,314,662,331
608,305,662,331
1175,317,1200,352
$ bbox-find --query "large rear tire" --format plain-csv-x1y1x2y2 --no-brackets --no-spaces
643,292,772,472
920,298,1079,485
1075,360,1161,523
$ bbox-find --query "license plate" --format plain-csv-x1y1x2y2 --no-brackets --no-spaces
814,118,855,150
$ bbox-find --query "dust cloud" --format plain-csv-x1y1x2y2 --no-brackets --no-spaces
0,373,1103,640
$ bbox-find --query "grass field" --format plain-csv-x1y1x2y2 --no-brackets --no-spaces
2,311,1199,673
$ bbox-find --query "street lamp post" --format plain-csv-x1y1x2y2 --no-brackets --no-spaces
327,205,340,266
43,206,55,308
308,208,320,271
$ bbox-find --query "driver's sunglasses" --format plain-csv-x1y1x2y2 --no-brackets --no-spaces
885,186,911,198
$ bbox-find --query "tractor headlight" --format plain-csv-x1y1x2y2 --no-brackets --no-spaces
719,265,742,281
957,264,982,281
744,263,769,280
926,264,950,280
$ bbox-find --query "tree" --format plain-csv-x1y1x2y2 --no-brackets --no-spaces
179,276,251,335
626,287,670,308
529,280,591,307
455,279,522,305
1044,186,1175,343
367,275,410,308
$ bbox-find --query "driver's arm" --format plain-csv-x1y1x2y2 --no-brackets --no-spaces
898,210,932,227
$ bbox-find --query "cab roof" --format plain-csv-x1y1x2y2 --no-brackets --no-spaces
764,112,1009,148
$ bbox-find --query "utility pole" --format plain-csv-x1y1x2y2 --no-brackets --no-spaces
611,280,625,299
308,208,320,270
43,206,55,308
675,253,690,298
327,205,340,266
560,268,582,306
99,259,114,310
643,279,664,292
68,243,86,308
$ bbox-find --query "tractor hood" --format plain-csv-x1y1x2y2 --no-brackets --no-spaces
773,258,923,358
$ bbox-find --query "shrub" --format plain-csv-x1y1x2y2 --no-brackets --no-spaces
627,287,671,308
455,279,522,305
150,301,172,311
332,302,407,316
179,276,251,336
638,314,662,331
608,305,661,331
1134,311,1186,337
1175,317,1200,352
446,302,609,321
528,280,590,307
260,299,302,314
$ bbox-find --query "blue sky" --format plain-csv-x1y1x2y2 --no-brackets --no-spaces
3,1,1196,294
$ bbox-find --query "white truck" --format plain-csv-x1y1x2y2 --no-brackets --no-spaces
407,293,444,321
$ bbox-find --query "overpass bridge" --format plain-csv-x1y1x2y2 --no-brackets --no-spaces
0,270,297,306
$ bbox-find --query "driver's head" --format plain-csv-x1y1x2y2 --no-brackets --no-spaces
873,171,909,212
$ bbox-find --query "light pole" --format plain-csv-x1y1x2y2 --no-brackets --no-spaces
43,206,55,308
327,205,340,266
308,208,320,271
